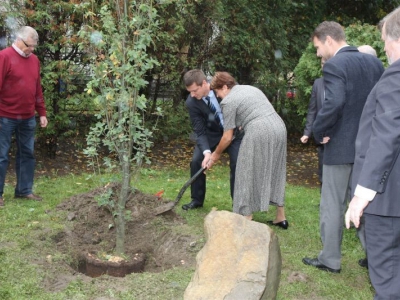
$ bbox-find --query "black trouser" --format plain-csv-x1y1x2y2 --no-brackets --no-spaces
190,138,241,205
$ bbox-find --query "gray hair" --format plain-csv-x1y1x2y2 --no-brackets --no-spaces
379,6,399,31
382,6,400,40
358,45,377,57
15,26,39,42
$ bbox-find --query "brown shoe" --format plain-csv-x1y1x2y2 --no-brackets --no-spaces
0,197,4,207
15,193,43,201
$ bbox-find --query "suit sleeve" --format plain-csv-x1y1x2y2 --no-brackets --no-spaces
313,62,346,142
357,71,400,193
303,80,319,136
186,99,210,153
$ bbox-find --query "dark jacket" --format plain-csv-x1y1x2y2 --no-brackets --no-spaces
185,91,224,153
352,59,400,217
313,46,384,165
303,77,324,137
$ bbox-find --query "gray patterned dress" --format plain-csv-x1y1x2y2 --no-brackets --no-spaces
221,85,287,216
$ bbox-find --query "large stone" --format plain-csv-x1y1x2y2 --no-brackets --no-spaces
184,210,281,300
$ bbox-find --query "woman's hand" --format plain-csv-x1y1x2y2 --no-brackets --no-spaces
206,152,221,169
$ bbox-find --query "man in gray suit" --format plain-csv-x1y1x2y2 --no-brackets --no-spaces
302,21,384,273
346,8,400,299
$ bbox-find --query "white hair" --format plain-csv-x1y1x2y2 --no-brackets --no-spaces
358,45,377,57
15,26,39,42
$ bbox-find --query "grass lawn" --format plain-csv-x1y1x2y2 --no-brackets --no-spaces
0,163,374,299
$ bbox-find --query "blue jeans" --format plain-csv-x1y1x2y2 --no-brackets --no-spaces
0,117,36,197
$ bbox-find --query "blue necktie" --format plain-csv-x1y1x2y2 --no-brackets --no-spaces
205,96,223,129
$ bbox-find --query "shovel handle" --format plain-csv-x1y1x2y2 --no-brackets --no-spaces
174,167,206,204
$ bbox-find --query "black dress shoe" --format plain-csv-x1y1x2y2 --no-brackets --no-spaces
267,220,289,230
302,257,340,273
182,201,203,211
358,258,368,269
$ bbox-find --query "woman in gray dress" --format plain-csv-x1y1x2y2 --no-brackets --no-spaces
206,72,288,228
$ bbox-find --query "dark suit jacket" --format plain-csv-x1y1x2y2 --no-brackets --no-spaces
313,46,384,165
352,59,400,217
186,91,224,152
303,77,324,137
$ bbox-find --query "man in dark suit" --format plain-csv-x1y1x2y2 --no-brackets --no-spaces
181,69,242,210
354,44,381,269
300,59,325,183
346,9,400,299
302,21,384,273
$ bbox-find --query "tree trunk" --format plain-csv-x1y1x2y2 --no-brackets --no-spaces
115,153,132,255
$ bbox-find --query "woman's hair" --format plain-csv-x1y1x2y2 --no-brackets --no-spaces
210,72,237,90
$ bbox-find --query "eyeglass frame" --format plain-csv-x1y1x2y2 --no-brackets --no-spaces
20,39,37,49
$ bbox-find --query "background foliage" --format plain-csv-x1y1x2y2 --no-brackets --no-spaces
1,0,400,137
1,0,96,145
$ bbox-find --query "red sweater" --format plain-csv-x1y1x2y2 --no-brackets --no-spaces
0,47,46,119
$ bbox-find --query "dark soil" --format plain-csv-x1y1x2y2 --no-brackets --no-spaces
5,135,320,292
54,182,199,274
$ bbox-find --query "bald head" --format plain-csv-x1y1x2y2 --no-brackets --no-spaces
358,45,377,57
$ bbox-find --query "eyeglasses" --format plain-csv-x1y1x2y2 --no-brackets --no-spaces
21,39,37,49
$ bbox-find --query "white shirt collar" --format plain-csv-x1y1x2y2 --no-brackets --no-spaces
334,44,349,56
203,91,214,101
12,43,31,58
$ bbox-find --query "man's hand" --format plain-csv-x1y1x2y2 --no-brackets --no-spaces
300,135,309,143
345,196,369,229
321,136,330,144
202,152,212,169
40,116,48,128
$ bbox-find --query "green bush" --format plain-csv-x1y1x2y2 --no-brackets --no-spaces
153,101,192,141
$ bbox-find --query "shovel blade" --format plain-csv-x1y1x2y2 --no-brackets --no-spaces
154,167,206,216
154,201,176,215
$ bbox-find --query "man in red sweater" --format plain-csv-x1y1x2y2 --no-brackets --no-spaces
0,26,48,207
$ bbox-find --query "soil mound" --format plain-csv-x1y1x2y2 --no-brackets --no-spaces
54,185,199,273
